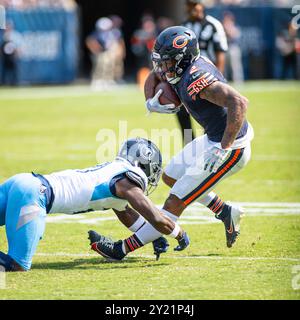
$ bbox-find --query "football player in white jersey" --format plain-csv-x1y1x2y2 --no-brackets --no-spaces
0,138,189,272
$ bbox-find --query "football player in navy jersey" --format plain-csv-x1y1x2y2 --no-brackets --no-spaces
94,26,254,261
0,138,190,271
146,25,253,246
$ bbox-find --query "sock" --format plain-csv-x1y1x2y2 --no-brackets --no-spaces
123,234,144,254
215,203,231,221
197,192,217,207
124,209,178,253
198,193,231,221
0,252,13,272
207,195,226,216
128,215,146,232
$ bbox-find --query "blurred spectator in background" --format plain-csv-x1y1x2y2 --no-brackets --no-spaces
131,15,157,89
157,16,174,34
178,0,228,145
0,22,20,85
183,0,228,72
109,15,126,84
223,11,244,83
276,22,298,80
86,17,119,90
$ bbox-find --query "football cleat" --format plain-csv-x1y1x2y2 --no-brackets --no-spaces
222,206,244,248
88,230,126,262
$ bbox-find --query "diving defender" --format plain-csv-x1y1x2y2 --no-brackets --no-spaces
0,138,189,271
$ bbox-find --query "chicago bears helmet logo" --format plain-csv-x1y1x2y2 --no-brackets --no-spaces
172,35,188,49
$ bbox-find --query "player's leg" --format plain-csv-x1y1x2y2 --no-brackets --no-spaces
163,173,227,217
162,136,252,218
1,173,47,271
89,206,169,260
164,144,252,247
162,138,230,218
0,181,12,270
0,181,7,227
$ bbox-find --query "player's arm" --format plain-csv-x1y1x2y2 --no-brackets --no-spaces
85,36,102,55
212,20,228,74
200,81,248,149
115,178,184,239
215,51,226,74
144,70,161,100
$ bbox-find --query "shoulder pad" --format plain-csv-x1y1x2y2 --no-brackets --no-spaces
125,171,147,192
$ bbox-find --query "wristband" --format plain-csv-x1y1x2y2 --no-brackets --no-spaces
169,223,181,238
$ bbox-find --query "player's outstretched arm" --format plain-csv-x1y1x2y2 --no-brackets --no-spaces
200,81,249,149
115,178,184,239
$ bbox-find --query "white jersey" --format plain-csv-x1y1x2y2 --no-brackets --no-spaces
44,159,148,214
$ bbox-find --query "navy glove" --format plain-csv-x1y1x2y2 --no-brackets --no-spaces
174,231,190,251
152,237,169,260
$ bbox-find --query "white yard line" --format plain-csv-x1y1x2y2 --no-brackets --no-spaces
191,202,300,208
35,252,300,262
253,155,300,161
45,202,300,225
0,82,298,100
0,85,139,100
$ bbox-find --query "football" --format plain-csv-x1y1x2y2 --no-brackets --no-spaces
155,81,181,107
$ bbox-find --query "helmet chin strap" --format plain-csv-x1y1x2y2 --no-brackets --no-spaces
167,75,181,84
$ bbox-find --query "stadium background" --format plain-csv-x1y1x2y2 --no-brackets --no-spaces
0,0,299,84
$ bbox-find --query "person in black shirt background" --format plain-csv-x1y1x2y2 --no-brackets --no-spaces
0,22,19,86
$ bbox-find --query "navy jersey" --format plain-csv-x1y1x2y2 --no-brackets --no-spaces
173,56,248,142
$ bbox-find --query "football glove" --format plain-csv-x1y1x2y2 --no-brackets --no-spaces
146,89,180,114
174,231,190,251
152,237,169,261
204,146,231,173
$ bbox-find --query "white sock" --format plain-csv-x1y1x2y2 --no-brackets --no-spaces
197,191,216,206
135,209,178,245
128,215,146,232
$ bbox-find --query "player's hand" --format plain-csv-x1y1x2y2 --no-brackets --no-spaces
204,146,231,173
146,89,180,114
174,231,190,251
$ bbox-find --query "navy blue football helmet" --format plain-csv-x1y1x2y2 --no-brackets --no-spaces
117,138,162,194
152,26,200,84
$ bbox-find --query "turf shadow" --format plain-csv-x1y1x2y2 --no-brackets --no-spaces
32,257,169,271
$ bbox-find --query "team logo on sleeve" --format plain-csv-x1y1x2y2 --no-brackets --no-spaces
190,66,199,74
173,35,188,49
187,72,217,99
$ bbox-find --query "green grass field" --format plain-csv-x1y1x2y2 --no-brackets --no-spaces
0,81,300,300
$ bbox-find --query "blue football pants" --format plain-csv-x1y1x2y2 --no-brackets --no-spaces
0,173,47,270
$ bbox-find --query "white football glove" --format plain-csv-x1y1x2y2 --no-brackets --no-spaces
204,146,231,173
146,89,180,114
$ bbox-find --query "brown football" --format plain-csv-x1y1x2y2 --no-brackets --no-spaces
155,81,181,107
